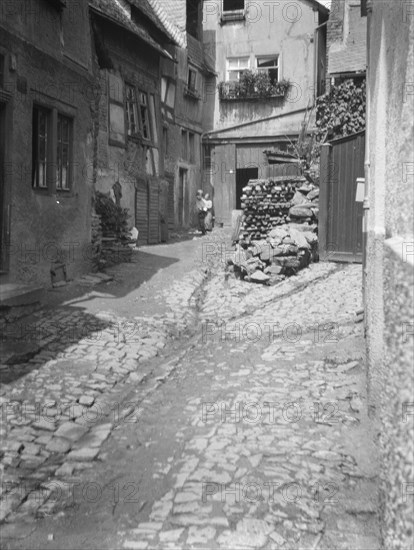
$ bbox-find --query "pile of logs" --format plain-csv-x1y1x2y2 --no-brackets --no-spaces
229,174,319,285
239,176,305,242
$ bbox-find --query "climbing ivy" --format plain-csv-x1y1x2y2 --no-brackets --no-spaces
94,191,129,237
316,78,366,141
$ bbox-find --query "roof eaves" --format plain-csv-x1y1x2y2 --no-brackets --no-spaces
89,1,173,60
145,0,187,48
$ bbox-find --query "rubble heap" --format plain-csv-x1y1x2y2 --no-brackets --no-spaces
229,175,319,285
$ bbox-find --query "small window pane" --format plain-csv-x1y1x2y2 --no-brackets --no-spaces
126,84,138,136
57,114,72,190
32,107,50,189
139,91,151,140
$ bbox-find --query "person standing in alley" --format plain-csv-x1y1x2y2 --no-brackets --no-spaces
204,193,213,232
196,189,207,235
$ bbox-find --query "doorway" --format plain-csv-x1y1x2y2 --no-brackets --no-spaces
236,167,258,209
178,168,187,226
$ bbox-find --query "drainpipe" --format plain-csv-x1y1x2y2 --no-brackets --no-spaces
363,0,373,330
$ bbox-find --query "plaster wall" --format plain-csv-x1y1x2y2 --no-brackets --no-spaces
0,0,95,285
365,2,414,547
203,0,321,134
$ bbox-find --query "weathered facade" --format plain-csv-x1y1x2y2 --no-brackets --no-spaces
327,0,366,87
90,0,177,245
202,0,329,225
0,0,95,285
157,0,215,229
364,0,414,548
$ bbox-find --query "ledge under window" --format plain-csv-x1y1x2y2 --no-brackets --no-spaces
221,9,245,22
184,86,201,100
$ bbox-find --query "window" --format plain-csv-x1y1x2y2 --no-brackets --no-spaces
226,57,250,82
163,127,168,156
181,130,188,160
223,0,244,12
138,91,151,141
161,77,176,109
203,144,213,173
32,106,73,191
256,56,279,84
161,77,176,120
189,132,195,163
187,68,198,93
125,84,139,136
56,114,72,190
32,107,50,189
108,73,126,147
148,94,158,145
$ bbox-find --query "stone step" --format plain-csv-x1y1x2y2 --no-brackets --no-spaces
0,284,45,308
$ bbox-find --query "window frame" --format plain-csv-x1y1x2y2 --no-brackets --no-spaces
181,129,188,161
189,132,195,164
226,56,250,82
255,55,280,84
185,66,201,100
125,83,140,138
32,106,51,191
138,90,152,142
56,113,73,192
32,104,74,194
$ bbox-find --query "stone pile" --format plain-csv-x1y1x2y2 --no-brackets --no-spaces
230,175,319,285
100,234,133,268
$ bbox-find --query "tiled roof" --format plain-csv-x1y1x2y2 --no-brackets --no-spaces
145,0,187,48
89,0,173,57
328,4,366,74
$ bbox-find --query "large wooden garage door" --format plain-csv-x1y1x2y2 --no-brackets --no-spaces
148,178,160,244
136,177,149,245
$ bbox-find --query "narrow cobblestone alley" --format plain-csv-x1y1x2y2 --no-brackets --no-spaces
0,231,381,550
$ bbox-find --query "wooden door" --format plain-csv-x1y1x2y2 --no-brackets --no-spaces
319,132,365,263
214,143,236,226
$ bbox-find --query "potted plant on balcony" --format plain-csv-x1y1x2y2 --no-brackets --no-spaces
218,71,290,100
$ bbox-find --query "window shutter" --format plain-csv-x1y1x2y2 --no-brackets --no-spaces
108,73,126,146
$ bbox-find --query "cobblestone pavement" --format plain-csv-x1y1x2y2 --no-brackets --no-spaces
0,234,212,531
0,232,380,549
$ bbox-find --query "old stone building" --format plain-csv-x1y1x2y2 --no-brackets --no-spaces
326,0,366,88
90,0,178,245
202,0,329,226
156,0,215,229
0,0,95,286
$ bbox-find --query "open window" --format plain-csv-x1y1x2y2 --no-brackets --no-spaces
185,66,200,99
256,56,280,84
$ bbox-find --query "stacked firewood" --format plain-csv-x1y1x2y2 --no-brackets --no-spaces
239,176,306,243
230,175,319,285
